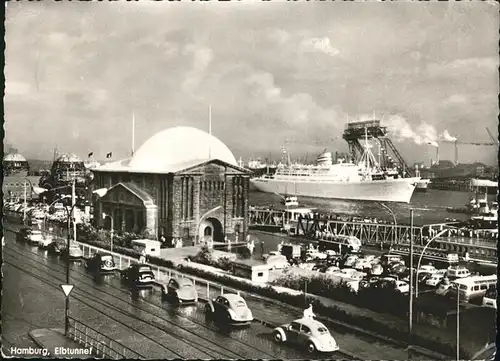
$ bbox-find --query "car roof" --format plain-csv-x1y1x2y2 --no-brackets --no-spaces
293,318,327,330
171,278,193,286
220,293,245,303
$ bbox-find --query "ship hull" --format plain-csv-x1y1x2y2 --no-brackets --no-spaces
251,177,420,203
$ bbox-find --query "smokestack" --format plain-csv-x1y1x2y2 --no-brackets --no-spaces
435,146,440,166
454,140,458,166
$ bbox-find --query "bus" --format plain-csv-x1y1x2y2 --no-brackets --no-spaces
318,235,362,254
451,275,497,302
482,285,497,309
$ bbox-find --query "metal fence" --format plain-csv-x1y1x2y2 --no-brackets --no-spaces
67,316,144,359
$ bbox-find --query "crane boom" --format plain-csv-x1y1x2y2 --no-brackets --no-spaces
486,127,498,145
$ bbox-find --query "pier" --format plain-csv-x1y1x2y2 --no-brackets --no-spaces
248,207,496,248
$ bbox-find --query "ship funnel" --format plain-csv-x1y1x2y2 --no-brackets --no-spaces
316,151,333,165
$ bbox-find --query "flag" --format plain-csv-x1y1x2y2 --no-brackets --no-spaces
106,152,112,158
88,152,93,158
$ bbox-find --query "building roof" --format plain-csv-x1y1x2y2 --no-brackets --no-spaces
94,126,239,174
106,182,155,206
55,153,83,163
3,153,27,162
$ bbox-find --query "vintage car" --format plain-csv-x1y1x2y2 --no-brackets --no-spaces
205,293,253,325
161,277,198,304
37,234,54,249
370,264,384,276
86,253,117,273
353,258,372,271
425,274,445,287
265,255,290,270
60,242,83,260
273,318,339,353
27,230,44,245
46,241,65,254
120,263,155,287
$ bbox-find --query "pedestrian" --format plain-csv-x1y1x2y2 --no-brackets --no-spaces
139,249,146,264
303,303,315,319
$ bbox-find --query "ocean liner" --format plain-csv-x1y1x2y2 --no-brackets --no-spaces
251,131,420,203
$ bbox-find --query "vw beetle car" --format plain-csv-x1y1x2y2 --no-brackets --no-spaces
161,277,198,304
86,253,117,273
121,263,155,288
273,318,339,353
60,242,83,260
205,293,253,325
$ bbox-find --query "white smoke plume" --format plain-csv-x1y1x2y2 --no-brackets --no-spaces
440,130,458,142
383,115,439,146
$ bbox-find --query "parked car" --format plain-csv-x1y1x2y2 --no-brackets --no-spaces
60,242,83,260
417,272,433,285
272,318,339,353
27,230,43,245
298,262,316,271
262,251,281,261
418,265,437,274
16,227,31,242
435,279,453,296
205,293,253,325
426,274,445,287
120,263,155,287
86,253,117,273
266,255,290,270
161,277,198,304
378,277,409,293
46,241,65,254
370,264,384,276
343,255,358,268
353,258,372,271
324,266,341,275
306,249,327,261
38,235,54,249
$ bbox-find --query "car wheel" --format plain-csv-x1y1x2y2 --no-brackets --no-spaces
307,341,316,353
273,331,283,343
205,304,213,314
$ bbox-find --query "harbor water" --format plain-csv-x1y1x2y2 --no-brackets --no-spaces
247,188,497,258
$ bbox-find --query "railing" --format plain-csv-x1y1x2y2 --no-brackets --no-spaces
67,316,144,359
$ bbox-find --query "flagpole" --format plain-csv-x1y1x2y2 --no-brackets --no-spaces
208,105,212,159
132,111,136,156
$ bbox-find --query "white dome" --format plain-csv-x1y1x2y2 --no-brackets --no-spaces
129,126,237,170
4,153,27,162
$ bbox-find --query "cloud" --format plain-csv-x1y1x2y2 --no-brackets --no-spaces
443,94,468,105
300,37,340,57
181,44,214,92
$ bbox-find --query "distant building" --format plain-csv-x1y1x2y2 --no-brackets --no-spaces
3,152,29,177
39,153,91,199
91,126,252,246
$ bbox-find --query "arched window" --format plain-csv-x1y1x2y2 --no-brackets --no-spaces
235,224,241,234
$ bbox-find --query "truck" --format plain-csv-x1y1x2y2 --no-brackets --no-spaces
280,244,302,261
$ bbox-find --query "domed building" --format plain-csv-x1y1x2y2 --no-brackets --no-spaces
41,153,87,189
92,126,251,246
3,152,29,177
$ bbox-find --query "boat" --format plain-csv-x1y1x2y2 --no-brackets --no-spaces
470,202,498,230
251,130,420,203
414,166,430,192
282,196,299,208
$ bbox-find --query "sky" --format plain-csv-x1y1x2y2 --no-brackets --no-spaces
4,1,499,166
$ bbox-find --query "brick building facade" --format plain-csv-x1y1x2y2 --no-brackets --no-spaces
91,126,252,246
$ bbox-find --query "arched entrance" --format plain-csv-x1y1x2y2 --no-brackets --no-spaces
199,217,224,242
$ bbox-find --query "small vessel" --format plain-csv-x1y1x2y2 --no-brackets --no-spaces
251,129,420,203
470,202,498,230
282,196,299,208
414,166,430,192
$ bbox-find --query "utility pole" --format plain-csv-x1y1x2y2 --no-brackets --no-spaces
23,180,27,225
408,209,414,359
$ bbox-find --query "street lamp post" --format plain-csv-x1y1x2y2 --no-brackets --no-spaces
61,201,78,336
456,288,460,361
102,213,114,253
379,202,397,247
415,229,449,298
408,209,414,359
196,206,222,245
